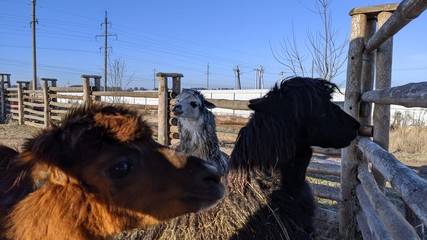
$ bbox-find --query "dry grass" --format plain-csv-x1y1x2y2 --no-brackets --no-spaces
390,126,427,163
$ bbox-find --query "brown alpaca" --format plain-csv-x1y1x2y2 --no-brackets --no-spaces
0,104,225,240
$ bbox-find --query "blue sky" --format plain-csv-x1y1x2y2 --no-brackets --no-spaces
1,0,426,89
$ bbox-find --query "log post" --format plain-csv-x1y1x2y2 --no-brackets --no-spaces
169,76,182,141
16,81,25,125
40,78,57,127
94,76,102,102
42,80,49,128
373,11,393,193
171,76,181,98
156,73,183,145
359,19,376,126
23,82,30,91
0,78,3,123
82,76,91,103
81,75,93,104
0,74,12,88
81,75,102,103
0,74,10,122
41,78,57,103
157,73,168,145
340,13,367,239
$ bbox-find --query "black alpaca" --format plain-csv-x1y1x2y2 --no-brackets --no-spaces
116,77,360,240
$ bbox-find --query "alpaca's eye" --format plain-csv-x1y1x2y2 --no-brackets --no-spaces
109,161,132,179
190,102,198,108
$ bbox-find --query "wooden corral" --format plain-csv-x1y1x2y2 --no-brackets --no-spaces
0,75,161,135
342,1,427,239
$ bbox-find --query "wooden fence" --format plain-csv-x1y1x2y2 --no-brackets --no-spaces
341,1,427,239
0,73,252,146
0,71,346,207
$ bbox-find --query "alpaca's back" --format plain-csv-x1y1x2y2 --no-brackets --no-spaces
0,145,35,238
0,146,33,208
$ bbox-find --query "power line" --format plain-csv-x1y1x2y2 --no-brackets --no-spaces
96,11,117,91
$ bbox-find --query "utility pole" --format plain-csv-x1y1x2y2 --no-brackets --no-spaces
153,68,156,90
31,0,38,90
259,65,264,89
253,65,264,89
233,66,241,90
254,68,259,89
206,63,209,89
96,11,117,91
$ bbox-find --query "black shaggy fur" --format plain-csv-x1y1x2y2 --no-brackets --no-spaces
115,77,360,240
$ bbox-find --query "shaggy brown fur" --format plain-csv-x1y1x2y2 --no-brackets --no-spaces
115,77,360,240
0,103,225,240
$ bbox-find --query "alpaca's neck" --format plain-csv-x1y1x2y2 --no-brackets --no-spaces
230,113,315,192
177,113,229,174
281,144,313,191
6,183,157,240
177,113,220,160
230,113,296,172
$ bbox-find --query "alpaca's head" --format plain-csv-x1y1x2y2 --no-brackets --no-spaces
18,103,225,223
249,77,360,149
172,89,216,121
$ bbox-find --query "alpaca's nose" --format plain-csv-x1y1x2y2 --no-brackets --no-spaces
186,156,222,184
172,105,183,115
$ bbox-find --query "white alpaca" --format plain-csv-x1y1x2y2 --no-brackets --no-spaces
172,89,229,175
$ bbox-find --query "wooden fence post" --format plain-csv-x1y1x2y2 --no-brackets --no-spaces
0,79,3,123
340,13,367,239
157,73,168,145
94,76,101,102
40,78,57,127
81,75,101,103
359,19,376,126
51,79,57,103
373,11,393,193
42,80,49,128
0,74,12,123
156,72,184,145
171,76,181,98
81,75,91,103
16,81,24,125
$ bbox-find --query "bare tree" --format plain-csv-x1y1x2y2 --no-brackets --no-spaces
272,23,309,77
108,58,134,102
272,0,347,81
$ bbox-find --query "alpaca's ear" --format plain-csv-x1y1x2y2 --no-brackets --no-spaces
204,100,216,109
21,129,72,167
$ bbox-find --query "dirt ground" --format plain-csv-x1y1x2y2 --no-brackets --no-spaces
0,123,40,150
